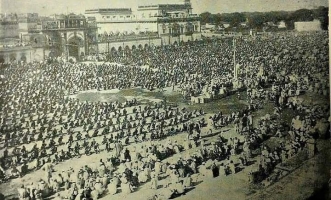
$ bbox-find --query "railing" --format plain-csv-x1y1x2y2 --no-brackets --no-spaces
0,43,32,50
98,33,159,42
41,23,97,30
157,16,201,23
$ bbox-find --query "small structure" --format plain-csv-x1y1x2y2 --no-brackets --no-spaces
306,138,317,158
278,21,286,29
294,20,322,32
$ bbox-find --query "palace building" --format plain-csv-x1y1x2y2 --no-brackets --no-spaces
85,0,201,52
41,13,98,60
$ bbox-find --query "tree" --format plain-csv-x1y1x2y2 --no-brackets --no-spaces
313,6,329,30
290,9,314,22
200,12,212,25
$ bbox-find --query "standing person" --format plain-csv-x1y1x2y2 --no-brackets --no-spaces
150,173,158,190
107,179,117,195
248,112,253,130
234,114,240,133
114,142,123,158
183,173,192,189
17,185,29,200
241,114,248,133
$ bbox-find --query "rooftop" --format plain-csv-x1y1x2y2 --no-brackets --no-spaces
85,8,132,15
138,3,192,9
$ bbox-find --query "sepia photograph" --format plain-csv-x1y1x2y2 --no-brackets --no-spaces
0,0,330,199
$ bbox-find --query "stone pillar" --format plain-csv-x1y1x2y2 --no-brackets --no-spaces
63,32,68,59
307,138,317,158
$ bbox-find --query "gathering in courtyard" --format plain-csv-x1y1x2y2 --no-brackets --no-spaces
0,29,329,200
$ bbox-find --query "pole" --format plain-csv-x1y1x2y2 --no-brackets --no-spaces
233,37,236,79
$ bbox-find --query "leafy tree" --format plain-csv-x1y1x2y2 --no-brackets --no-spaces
199,7,328,30
200,12,212,25
290,9,314,22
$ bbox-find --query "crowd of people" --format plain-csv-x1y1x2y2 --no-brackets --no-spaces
0,30,329,199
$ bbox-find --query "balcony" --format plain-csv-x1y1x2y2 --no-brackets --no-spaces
98,32,159,43
157,16,200,23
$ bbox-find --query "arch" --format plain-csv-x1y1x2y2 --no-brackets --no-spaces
118,46,123,51
132,45,136,50
125,45,130,50
49,51,56,58
10,53,16,61
138,44,143,49
67,34,84,44
144,44,149,49
20,54,27,62
0,55,5,63
173,41,178,46
111,47,117,52
187,40,191,43
67,36,83,60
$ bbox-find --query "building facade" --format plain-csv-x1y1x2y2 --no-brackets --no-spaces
41,13,98,60
294,20,322,32
0,14,19,39
85,0,201,52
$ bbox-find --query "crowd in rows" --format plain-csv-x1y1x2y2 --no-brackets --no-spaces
0,31,329,199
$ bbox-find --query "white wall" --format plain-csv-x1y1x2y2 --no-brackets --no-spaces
98,22,158,34
295,20,322,32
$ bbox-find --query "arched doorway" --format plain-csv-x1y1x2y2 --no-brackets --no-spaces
132,45,136,50
10,53,16,62
49,51,56,58
0,55,5,63
138,44,143,50
67,36,83,60
144,44,149,49
20,54,27,62
118,46,123,52
111,47,116,52
125,45,130,55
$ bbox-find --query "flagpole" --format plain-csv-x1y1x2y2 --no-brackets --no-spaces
233,37,236,79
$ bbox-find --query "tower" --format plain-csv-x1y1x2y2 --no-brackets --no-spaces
184,0,191,5
184,0,192,14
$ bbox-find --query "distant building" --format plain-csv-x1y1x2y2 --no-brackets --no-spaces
0,13,19,39
18,13,42,35
84,0,201,47
204,23,215,30
294,20,322,32
41,13,98,60
278,20,286,29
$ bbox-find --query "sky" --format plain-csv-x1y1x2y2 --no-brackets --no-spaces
1,0,329,16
